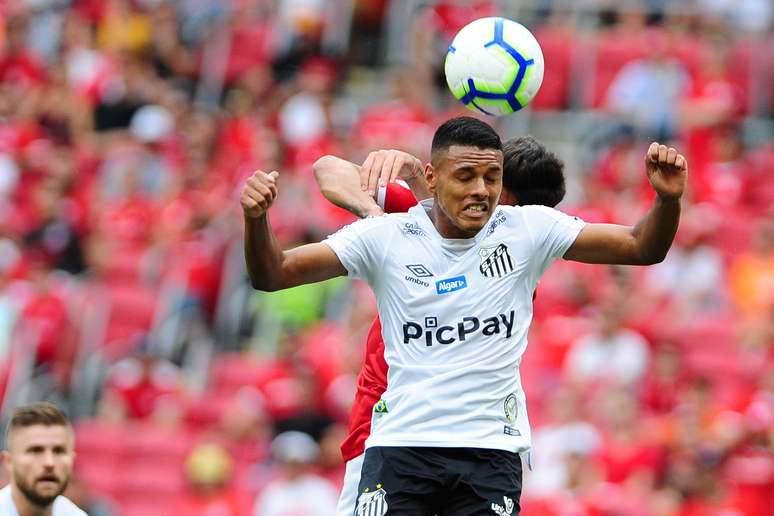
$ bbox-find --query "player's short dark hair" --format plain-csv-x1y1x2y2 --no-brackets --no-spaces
503,136,566,208
431,117,502,163
5,402,71,447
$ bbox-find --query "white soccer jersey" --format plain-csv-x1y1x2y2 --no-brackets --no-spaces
0,486,88,516
324,200,585,453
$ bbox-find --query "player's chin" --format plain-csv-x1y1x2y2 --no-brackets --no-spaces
455,213,489,232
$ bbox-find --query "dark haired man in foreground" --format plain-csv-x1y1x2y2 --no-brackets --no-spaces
243,116,686,514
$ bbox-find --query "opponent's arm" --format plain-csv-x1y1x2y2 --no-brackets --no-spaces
313,150,431,219
242,170,347,291
313,155,384,218
563,143,687,265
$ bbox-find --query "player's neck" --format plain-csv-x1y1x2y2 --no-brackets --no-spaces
429,203,479,239
11,486,55,516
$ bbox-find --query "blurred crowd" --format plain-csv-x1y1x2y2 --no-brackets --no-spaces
0,0,772,515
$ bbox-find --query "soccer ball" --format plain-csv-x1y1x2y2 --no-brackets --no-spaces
444,17,544,116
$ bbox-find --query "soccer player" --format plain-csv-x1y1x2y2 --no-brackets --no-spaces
242,116,686,515
1,402,87,516
312,137,568,514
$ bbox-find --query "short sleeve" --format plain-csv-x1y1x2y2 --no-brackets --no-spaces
323,216,391,283
521,205,585,281
377,181,418,213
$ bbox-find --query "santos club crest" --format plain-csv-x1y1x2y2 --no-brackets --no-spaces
479,244,514,278
356,487,388,516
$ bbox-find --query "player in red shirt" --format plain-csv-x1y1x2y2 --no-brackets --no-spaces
313,136,569,514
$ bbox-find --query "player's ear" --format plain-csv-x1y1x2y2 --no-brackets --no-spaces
425,163,437,193
500,189,517,206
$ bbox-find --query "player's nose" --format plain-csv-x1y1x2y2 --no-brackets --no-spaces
469,176,488,198
41,451,56,467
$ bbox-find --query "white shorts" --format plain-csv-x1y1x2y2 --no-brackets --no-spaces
336,453,364,516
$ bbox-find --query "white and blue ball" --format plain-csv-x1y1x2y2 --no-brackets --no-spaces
444,17,544,116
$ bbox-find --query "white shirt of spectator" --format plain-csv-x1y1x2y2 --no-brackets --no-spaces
565,328,650,384
253,474,339,516
324,200,585,453
0,485,87,516
528,421,602,495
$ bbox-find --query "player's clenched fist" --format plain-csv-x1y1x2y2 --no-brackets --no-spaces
241,170,279,219
645,142,688,201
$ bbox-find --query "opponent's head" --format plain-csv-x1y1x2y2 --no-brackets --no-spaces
500,136,566,208
426,117,503,238
3,402,75,508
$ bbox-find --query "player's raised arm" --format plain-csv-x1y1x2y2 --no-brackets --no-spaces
563,143,687,265
313,155,384,218
242,170,347,291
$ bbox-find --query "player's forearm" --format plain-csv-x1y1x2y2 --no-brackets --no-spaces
244,214,286,291
313,155,383,218
630,195,681,265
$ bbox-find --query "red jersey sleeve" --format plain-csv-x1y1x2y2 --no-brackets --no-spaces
378,181,418,213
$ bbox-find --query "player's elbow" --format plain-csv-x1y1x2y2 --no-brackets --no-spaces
248,275,274,292
640,251,668,266
247,269,283,292
313,155,338,181
633,246,668,266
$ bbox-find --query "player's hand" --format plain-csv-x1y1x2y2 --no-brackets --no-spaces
360,149,423,197
241,170,279,219
645,143,687,201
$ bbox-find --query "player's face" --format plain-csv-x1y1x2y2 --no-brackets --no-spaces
427,145,503,238
3,425,74,507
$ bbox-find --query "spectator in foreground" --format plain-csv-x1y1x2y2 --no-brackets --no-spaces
253,431,338,516
175,443,241,515
0,402,86,515
604,31,690,141
564,304,650,385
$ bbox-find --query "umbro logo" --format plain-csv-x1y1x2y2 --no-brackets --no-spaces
404,264,432,287
406,264,433,277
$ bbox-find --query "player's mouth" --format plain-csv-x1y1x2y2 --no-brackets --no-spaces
461,203,489,219
37,476,59,485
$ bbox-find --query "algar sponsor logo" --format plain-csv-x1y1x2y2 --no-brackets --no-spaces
435,275,467,294
402,311,515,347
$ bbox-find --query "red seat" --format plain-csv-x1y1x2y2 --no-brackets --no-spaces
121,422,196,468
107,283,157,329
75,461,122,499
210,353,266,394
728,38,754,114
119,500,176,516
101,283,158,354
101,245,149,284
183,392,235,430
115,463,186,503
74,421,125,459
675,315,740,381
711,210,753,260
531,27,573,110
